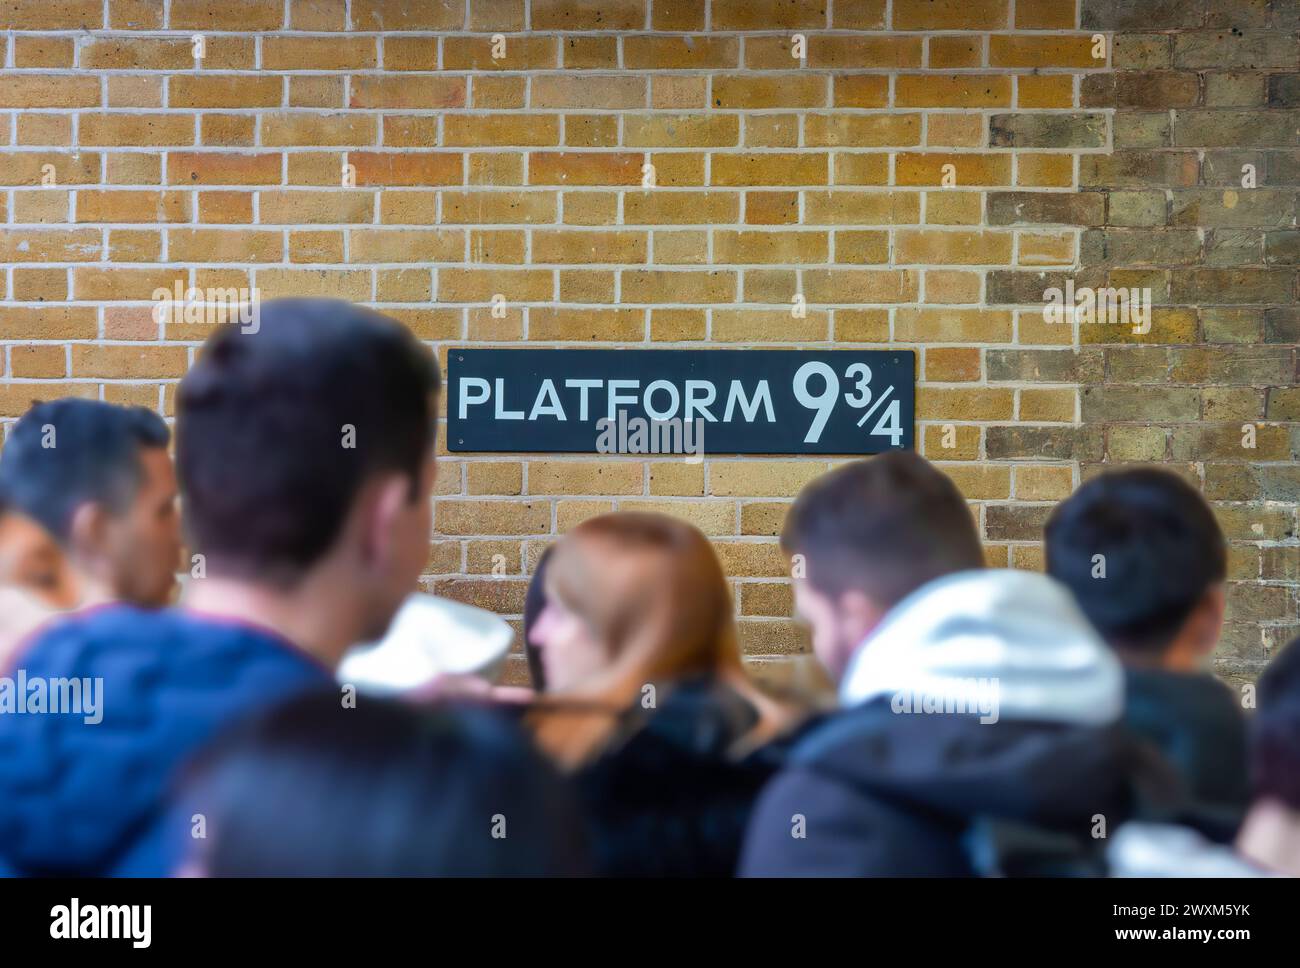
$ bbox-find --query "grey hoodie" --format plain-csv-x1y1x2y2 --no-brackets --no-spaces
840,569,1124,726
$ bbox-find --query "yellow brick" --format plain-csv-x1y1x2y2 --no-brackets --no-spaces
711,76,827,110
621,270,736,304
807,114,921,148
835,309,890,342
1018,75,1075,109
711,153,828,187
928,35,982,69
619,500,735,536
712,309,828,342
925,192,984,225
1018,232,1076,266
556,500,614,532
834,230,890,263
256,268,370,301
649,462,705,496
653,230,709,265
926,114,985,148
803,191,920,225
925,270,983,303
896,75,1012,108
896,308,1013,342
0,228,102,262
918,388,1015,421
1018,154,1074,187
529,461,643,495
438,268,552,302
436,500,551,536
623,191,739,225
990,35,1101,69
1020,388,1076,422
714,230,828,265
71,344,188,379
1016,465,1074,501
896,152,1011,186
528,307,643,341
710,461,829,497
923,423,981,460
895,230,1013,265
532,230,647,264
946,465,1012,501
467,459,522,493
894,0,1007,29
926,347,983,382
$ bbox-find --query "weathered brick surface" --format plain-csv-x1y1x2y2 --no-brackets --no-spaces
0,0,1295,687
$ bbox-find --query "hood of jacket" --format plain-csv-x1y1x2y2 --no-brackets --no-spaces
839,569,1123,728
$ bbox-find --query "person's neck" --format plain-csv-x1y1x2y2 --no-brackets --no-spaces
1236,798,1300,877
1116,642,1200,674
181,573,358,670
71,573,117,612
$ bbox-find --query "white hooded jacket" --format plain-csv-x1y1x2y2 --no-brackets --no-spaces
839,568,1124,727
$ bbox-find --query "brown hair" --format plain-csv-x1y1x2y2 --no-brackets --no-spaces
528,512,791,769
781,452,985,608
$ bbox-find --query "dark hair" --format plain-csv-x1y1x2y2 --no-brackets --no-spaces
182,691,589,876
1251,637,1300,811
523,545,554,691
1045,468,1226,655
780,452,984,607
177,299,440,584
0,398,170,543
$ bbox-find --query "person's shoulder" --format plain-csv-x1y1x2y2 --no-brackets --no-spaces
785,696,896,767
19,604,329,686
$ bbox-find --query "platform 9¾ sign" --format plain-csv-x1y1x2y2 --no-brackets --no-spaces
447,349,915,456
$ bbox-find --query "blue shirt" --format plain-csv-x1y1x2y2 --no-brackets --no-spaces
0,605,332,876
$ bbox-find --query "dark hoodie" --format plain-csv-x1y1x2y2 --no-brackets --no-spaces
740,570,1181,877
0,604,331,876
562,676,816,877
1123,667,1250,819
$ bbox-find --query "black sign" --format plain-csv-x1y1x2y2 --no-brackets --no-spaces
446,349,914,456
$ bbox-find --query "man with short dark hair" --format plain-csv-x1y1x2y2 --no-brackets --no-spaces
0,398,180,610
0,299,441,876
741,452,1172,876
1045,469,1249,818
1110,636,1300,876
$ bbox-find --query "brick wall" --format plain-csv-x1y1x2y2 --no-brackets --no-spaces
0,0,1295,689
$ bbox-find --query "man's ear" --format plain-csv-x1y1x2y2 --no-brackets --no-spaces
67,502,111,568
1192,582,1227,655
362,475,411,568
836,588,886,643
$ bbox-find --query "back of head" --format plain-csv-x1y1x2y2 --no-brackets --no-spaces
1045,468,1226,656
183,691,588,875
0,398,169,545
780,451,985,608
177,298,439,585
1252,637,1300,811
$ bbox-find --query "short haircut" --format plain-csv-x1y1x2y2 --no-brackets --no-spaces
176,298,440,584
1045,468,1226,655
0,398,170,543
1251,637,1300,810
780,452,985,607
183,691,589,875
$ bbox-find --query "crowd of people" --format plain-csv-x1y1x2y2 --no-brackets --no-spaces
0,297,1294,877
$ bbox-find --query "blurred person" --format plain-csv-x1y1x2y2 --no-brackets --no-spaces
522,544,554,691
179,691,589,876
1046,468,1249,819
0,498,81,610
0,399,180,611
1110,636,1300,877
0,299,440,876
0,499,71,667
740,452,1177,877
526,512,809,876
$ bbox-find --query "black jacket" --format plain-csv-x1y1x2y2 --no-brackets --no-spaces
571,677,815,877
1123,667,1250,820
739,697,1181,877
